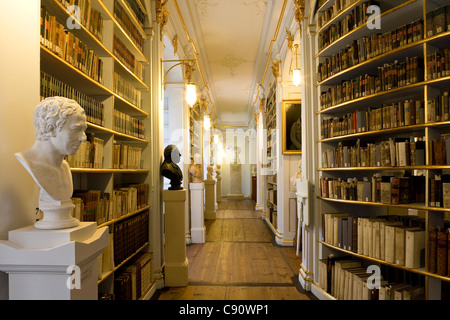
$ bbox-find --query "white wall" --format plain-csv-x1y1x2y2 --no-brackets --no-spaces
0,0,41,299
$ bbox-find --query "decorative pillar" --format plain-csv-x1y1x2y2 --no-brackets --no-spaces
204,165,216,219
163,189,188,287
0,222,109,300
190,182,205,243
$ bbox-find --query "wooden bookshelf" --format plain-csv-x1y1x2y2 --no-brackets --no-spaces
40,0,153,300
314,0,450,300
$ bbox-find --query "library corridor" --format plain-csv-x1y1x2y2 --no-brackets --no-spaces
153,199,313,300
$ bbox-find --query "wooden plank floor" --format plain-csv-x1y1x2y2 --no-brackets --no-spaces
154,199,313,300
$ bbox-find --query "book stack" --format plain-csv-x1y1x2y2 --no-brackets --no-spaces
113,109,145,139
321,99,425,139
318,1,381,52
321,137,425,168
318,255,425,300
320,56,423,110
113,252,152,300
55,0,104,41
323,213,426,267
426,49,450,81
319,175,426,205
66,133,104,169
71,184,148,225
317,0,355,30
41,6,103,83
317,20,424,82
113,35,144,81
40,71,105,127
428,225,450,277
113,210,149,267
114,0,143,52
426,4,450,38
123,0,146,28
113,72,142,108
113,143,142,170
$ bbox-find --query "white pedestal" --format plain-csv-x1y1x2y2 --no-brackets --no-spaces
0,222,109,300
190,183,205,244
163,189,188,287
228,164,244,200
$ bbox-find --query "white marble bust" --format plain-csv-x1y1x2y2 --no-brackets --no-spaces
15,97,87,229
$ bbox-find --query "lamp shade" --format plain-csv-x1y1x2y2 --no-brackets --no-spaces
185,83,197,106
204,115,211,130
293,69,301,86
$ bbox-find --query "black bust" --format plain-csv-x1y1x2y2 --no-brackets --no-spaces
161,144,183,190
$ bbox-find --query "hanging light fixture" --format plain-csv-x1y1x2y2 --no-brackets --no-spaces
185,82,197,106
203,115,211,130
184,62,197,106
292,43,301,86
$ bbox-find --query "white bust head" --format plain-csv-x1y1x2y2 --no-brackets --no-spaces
15,97,87,229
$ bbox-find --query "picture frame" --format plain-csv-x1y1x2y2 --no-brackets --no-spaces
282,99,302,154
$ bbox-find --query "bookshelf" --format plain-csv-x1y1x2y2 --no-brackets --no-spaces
40,0,154,300
265,83,278,231
314,0,450,300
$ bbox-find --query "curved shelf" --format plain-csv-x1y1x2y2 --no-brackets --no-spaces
315,0,421,59
317,196,450,212
319,240,450,282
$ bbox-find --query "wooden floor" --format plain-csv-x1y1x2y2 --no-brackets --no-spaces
153,199,314,300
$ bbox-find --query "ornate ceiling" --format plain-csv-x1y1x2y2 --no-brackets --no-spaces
167,0,286,128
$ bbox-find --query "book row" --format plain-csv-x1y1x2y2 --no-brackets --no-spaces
318,0,380,52
317,19,424,82
71,184,149,225
113,35,144,81
321,137,425,169
112,252,153,300
320,56,423,110
319,175,426,205
41,6,103,83
113,72,142,109
428,89,450,123
425,4,450,38
113,143,142,170
55,0,104,41
123,0,146,29
317,0,360,30
323,213,426,268
114,0,143,52
113,210,149,267
40,71,105,127
429,227,450,276
66,133,104,169
320,99,425,139
113,109,145,139
318,256,425,300
426,48,450,81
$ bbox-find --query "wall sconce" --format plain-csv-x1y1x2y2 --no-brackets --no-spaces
162,59,198,106
292,43,301,86
185,82,197,106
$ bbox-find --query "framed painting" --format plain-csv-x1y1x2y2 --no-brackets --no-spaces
282,99,301,154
